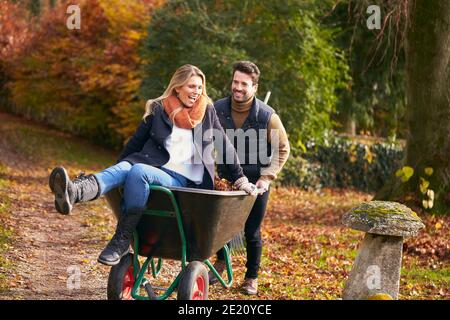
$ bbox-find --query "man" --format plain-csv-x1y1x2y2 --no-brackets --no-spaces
212,61,290,295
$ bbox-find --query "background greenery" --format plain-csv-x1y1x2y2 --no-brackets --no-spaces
0,0,404,147
0,0,428,199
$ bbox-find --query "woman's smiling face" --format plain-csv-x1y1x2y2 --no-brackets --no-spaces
175,75,203,107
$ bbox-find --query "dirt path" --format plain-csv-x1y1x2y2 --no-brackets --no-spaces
0,113,217,300
0,115,113,300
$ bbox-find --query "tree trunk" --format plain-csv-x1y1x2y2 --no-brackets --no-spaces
375,0,450,214
344,114,356,136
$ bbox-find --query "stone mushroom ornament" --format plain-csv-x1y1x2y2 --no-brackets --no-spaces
341,201,425,300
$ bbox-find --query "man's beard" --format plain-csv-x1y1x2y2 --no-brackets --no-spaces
232,90,253,103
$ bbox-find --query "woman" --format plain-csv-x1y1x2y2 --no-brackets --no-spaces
49,65,257,266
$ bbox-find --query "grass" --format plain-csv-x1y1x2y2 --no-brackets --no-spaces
403,265,450,284
0,121,116,170
315,246,358,271
400,259,450,299
0,163,14,292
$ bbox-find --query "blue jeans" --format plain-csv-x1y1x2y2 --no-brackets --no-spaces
94,161,188,212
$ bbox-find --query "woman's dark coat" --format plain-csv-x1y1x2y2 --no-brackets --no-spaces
118,101,244,190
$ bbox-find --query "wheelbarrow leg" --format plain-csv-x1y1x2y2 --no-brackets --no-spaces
205,245,233,289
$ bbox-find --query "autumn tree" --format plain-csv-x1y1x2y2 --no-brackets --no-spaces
4,0,163,148
375,0,450,214
0,0,32,110
323,0,407,138
141,0,349,148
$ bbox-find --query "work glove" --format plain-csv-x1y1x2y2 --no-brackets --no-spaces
255,179,270,195
233,176,258,195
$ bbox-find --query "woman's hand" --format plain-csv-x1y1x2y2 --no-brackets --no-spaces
233,176,258,195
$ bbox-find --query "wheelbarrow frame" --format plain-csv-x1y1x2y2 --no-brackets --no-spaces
107,185,250,300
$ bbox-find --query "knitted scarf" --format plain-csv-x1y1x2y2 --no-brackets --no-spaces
162,95,207,129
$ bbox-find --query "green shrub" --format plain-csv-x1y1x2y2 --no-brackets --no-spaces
278,155,323,190
278,136,404,192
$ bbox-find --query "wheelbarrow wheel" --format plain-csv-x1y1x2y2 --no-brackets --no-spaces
107,253,140,300
177,261,209,300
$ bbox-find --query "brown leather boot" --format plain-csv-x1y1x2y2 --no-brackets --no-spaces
241,278,258,295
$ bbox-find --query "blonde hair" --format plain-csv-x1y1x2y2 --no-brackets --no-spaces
143,64,212,119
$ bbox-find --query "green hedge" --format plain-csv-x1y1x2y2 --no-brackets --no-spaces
278,137,404,192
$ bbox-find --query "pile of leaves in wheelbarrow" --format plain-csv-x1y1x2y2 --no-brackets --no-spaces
214,177,238,191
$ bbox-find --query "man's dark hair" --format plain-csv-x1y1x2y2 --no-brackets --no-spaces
232,61,260,85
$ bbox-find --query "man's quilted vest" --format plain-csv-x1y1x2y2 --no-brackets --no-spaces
214,96,274,180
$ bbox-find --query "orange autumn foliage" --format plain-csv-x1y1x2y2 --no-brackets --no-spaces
4,0,164,148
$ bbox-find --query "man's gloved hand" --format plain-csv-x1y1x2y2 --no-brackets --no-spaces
234,176,258,195
255,179,270,195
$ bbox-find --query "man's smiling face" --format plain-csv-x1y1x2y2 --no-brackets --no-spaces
231,70,257,102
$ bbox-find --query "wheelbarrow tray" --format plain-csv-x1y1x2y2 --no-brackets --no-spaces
105,187,256,261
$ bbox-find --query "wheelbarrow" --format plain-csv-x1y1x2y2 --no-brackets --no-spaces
104,185,257,300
